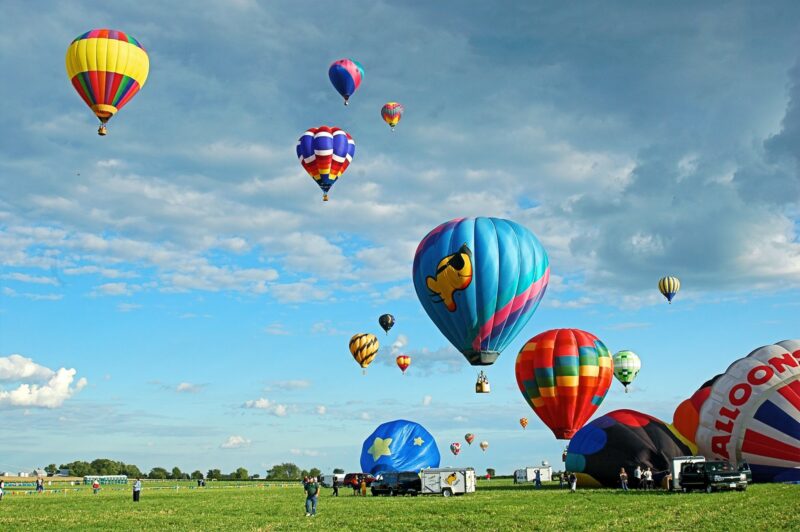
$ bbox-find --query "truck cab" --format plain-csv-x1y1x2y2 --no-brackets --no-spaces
679,460,748,493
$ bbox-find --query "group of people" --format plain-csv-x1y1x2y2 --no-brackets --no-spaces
620,466,664,490
301,476,320,517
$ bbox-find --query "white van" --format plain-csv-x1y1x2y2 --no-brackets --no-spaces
514,466,552,484
420,467,476,497
319,474,345,488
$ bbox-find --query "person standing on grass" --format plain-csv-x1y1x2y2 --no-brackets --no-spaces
568,472,577,492
360,477,367,497
0,479,4,501
535,469,541,489
133,478,142,502
36,477,44,493
304,476,319,517
619,468,629,491
332,477,339,497
643,467,653,490
633,465,642,489
92,479,100,495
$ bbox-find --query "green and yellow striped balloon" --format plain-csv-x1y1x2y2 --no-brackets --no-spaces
349,333,379,374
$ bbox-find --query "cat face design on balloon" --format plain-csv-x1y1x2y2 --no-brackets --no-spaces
426,244,473,311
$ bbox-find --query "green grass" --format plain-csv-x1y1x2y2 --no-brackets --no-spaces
0,480,797,531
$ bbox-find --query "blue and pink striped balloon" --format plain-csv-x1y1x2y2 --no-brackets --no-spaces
412,217,549,366
328,59,363,105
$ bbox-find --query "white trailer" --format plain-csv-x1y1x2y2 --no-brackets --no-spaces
319,474,345,488
420,467,476,497
669,456,706,491
514,466,553,484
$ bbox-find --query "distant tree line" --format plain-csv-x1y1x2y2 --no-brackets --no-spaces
49,459,333,481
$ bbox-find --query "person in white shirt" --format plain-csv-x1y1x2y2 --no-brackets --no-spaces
133,478,142,502
633,465,642,489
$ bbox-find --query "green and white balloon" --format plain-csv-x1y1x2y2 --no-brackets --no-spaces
612,350,641,393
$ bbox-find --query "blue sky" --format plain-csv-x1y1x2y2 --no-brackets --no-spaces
1,0,799,476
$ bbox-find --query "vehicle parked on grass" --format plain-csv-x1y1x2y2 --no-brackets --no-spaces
669,456,707,491
514,466,552,484
420,467,476,497
679,460,748,493
319,474,345,488
370,471,421,496
343,473,376,489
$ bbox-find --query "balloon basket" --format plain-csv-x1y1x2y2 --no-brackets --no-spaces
323,194,329,201
344,99,349,106
475,382,490,394
98,125,108,136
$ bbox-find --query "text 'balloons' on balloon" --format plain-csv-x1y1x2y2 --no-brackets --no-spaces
464,433,475,445
379,314,395,334
360,419,440,475
515,329,614,440
612,350,641,392
349,333,379,374
296,126,355,201
450,442,461,456
691,339,800,483
66,29,150,135
396,355,411,375
412,217,550,372
566,409,693,488
381,102,404,130
658,276,680,304
329,58,363,105
479,441,489,452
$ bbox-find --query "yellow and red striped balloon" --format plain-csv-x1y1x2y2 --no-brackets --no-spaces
515,329,613,439
65,29,149,135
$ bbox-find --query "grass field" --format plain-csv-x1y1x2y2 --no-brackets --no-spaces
1,479,798,531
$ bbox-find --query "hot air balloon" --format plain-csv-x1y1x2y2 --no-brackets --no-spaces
479,441,489,452
349,333,379,374
381,102,404,131
566,409,693,488
612,350,641,392
689,340,800,483
379,314,395,334
465,433,475,445
329,59,363,105
450,442,461,456
515,329,614,439
296,126,355,201
412,218,549,390
65,29,150,136
396,355,411,375
360,419,440,475
658,276,680,304
520,418,529,430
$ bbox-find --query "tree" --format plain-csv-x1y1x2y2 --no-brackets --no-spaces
149,467,169,480
123,464,143,478
171,467,183,480
191,470,204,480
308,468,321,479
60,461,91,477
487,468,496,477
267,463,301,480
231,467,249,480
250,474,260,479
44,464,58,475
206,469,222,481
333,468,344,474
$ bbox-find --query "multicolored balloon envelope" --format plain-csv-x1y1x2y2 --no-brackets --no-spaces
566,409,693,488
65,29,150,135
465,433,475,445
515,329,614,439
381,102,404,130
296,126,355,201
612,350,641,392
360,419,440,475
396,355,411,374
412,217,549,367
450,442,461,455
658,276,680,304
329,58,363,105
672,339,800,483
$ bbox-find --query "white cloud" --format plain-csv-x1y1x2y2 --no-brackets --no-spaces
93,282,136,296
289,448,321,457
176,382,205,393
359,412,371,421
264,323,290,336
0,355,87,408
1,272,59,285
117,303,142,312
270,281,330,303
266,380,311,391
220,435,251,449
422,395,433,407
315,405,327,415
242,397,288,417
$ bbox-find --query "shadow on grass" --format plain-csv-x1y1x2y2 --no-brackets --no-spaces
478,484,681,495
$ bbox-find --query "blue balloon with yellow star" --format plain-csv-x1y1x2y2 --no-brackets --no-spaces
360,419,441,474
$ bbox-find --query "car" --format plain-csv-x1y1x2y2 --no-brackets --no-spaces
679,460,748,493
343,473,376,489
370,472,421,496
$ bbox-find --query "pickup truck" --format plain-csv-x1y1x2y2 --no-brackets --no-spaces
679,460,748,493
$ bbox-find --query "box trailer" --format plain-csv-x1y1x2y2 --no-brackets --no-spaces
420,467,476,497
669,456,706,491
319,474,345,488
514,466,553,484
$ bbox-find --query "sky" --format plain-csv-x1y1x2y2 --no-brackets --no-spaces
1,0,799,477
